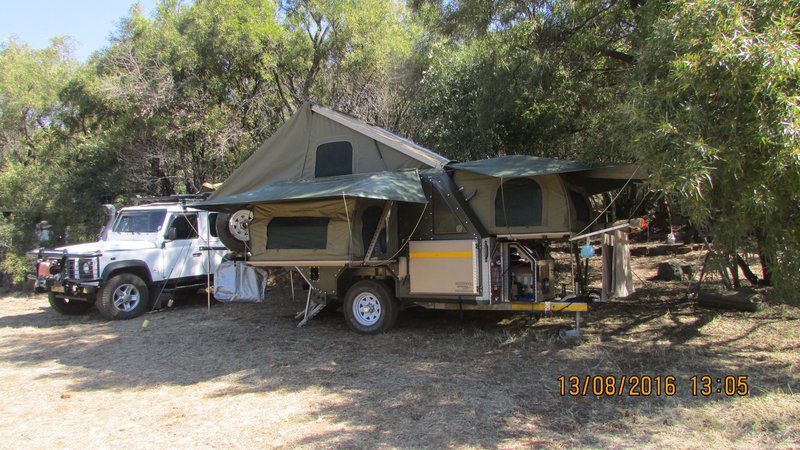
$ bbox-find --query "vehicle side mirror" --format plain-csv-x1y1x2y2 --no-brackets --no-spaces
166,227,178,241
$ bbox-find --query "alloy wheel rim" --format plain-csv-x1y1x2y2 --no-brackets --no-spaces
112,284,141,312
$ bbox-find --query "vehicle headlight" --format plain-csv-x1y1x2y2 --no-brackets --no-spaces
80,261,94,277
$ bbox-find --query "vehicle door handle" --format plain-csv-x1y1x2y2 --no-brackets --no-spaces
192,252,202,257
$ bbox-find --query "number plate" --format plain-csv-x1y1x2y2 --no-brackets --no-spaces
51,284,65,293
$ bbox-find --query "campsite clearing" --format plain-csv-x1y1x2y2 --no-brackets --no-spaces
0,246,798,448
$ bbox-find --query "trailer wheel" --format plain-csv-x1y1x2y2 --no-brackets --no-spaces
343,280,399,334
95,273,149,320
215,209,252,253
48,293,93,315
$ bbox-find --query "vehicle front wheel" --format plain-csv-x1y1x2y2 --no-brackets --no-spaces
343,280,399,334
48,293,93,315
96,273,150,320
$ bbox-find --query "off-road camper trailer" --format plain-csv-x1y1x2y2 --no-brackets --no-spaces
195,102,644,333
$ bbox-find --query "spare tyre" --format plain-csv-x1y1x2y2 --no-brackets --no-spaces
215,209,252,253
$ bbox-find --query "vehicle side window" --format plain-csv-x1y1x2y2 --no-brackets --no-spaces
495,178,543,227
208,213,219,237
169,214,199,240
315,141,353,178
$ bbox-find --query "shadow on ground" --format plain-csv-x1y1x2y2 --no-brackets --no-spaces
1,281,798,447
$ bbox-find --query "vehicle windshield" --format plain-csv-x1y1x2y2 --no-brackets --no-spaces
112,210,168,233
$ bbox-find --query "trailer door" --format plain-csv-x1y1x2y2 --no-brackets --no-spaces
408,240,480,295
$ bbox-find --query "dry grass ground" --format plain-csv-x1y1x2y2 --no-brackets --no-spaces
0,246,798,448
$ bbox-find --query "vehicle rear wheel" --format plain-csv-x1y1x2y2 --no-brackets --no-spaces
343,280,399,334
48,293,93,315
96,273,149,320
215,209,252,254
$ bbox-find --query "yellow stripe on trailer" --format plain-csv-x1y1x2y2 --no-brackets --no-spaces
510,302,589,312
409,251,473,259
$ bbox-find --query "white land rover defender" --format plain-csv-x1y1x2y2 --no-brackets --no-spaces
31,200,233,320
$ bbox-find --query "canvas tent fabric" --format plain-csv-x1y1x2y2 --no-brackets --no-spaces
194,170,427,212
448,155,641,179
208,102,449,201
449,155,643,195
249,198,356,261
452,171,579,235
449,155,596,178
247,197,397,262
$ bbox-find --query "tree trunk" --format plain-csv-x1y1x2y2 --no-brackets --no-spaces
728,257,740,289
754,229,773,286
735,254,761,286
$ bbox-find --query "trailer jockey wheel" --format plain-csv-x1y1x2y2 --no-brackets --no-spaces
216,209,252,254
343,280,400,334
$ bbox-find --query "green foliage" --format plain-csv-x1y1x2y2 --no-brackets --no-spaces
1,0,799,300
0,39,115,282
408,0,639,161
620,0,800,297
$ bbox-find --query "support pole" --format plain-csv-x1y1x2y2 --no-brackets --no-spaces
289,269,295,301
363,201,394,264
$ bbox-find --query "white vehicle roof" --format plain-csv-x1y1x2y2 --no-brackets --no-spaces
119,202,207,213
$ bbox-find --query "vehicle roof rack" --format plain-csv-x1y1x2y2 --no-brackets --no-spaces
129,193,211,206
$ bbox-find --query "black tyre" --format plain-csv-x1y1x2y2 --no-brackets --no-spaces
95,273,150,320
343,280,399,334
215,209,252,254
48,293,93,315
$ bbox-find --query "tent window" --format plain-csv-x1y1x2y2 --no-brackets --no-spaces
267,217,329,249
433,188,464,234
495,179,542,227
568,190,591,223
361,206,387,255
315,141,353,177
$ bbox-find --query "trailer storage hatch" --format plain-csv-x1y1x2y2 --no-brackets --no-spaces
409,240,479,295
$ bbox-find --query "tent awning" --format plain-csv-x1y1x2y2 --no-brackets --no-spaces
448,155,644,194
448,155,605,178
192,170,427,212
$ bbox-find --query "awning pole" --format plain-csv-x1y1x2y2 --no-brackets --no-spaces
289,269,295,301
363,200,394,264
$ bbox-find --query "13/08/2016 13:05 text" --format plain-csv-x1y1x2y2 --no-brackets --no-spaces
558,375,750,397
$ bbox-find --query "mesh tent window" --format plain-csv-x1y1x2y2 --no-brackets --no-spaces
315,141,353,178
495,179,543,227
266,217,329,249
568,190,591,223
361,206,387,254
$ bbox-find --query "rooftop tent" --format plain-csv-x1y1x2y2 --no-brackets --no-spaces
194,170,427,212
208,102,449,201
